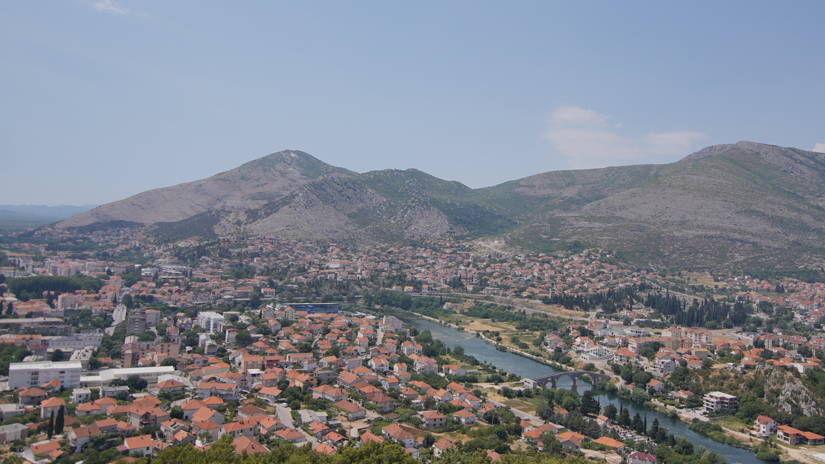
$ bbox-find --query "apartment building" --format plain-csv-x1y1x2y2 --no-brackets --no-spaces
8,361,82,389
196,311,226,334
703,391,737,412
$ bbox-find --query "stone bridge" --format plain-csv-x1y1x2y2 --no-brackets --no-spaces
523,371,611,389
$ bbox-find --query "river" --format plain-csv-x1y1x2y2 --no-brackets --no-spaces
401,315,761,464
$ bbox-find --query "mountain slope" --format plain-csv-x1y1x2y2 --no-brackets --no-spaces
55,141,825,269
506,141,825,268
55,151,354,229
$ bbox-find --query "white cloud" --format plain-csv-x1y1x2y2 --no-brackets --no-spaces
813,143,825,153
91,0,145,17
542,106,705,169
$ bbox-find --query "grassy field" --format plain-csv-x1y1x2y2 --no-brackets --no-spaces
714,416,752,433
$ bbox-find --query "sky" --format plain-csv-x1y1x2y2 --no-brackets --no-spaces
2,1,824,206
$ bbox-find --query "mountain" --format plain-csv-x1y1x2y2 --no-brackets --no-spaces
55,151,355,229
54,142,825,270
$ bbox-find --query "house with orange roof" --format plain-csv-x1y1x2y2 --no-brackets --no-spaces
382,424,414,448
16,387,47,405
118,434,157,457
24,439,63,462
220,419,258,439
180,399,208,420
777,425,825,445
556,431,584,452
359,431,385,445
419,410,447,429
433,439,455,457
126,405,169,428
40,397,65,418
452,408,477,425
66,425,101,452
274,428,306,443
233,436,268,454
157,379,185,392
754,415,776,437
594,436,626,453
192,420,222,442
191,407,223,424
311,385,349,402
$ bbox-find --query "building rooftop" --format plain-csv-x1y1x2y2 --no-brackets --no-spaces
9,360,82,371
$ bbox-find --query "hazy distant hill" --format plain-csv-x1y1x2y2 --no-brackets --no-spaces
55,142,825,270
0,204,97,230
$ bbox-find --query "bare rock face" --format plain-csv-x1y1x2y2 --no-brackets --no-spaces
766,369,823,418
54,141,825,269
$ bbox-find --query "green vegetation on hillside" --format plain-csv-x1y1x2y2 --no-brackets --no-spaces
6,275,104,301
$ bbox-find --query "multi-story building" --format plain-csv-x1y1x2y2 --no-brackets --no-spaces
48,334,103,353
684,328,713,345
145,309,160,327
703,391,737,412
196,312,225,334
754,416,777,437
777,425,825,445
8,361,82,389
123,345,141,368
127,309,147,335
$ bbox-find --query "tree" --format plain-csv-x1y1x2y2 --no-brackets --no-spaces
618,406,631,427
160,357,178,368
125,375,148,392
580,390,600,416
647,417,659,440
483,409,499,425
122,294,134,309
603,403,618,422
155,322,168,337
235,329,252,347
631,412,645,434
540,431,563,454
632,371,652,385
47,411,54,439
50,349,65,362
536,401,553,420
55,405,64,434
249,288,262,308
169,407,183,420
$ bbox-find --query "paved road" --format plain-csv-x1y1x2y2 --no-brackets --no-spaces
105,304,128,335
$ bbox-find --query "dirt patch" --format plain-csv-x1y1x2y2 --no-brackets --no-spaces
401,425,430,437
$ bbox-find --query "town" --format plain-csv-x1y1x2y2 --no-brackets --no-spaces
0,226,825,464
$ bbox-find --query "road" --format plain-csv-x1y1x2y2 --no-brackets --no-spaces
105,304,127,336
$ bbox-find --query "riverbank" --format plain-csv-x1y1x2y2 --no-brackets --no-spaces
399,312,766,464
407,309,582,377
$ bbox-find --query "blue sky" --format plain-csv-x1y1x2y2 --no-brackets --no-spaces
2,1,824,205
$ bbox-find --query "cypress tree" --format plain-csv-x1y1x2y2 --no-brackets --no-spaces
55,405,65,434
47,411,54,438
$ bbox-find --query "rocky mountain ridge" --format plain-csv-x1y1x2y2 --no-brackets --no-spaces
56,142,825,270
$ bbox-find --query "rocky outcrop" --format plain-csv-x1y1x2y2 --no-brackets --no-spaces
766,369,823,418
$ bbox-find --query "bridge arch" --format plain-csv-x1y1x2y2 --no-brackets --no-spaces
523,371,611,389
